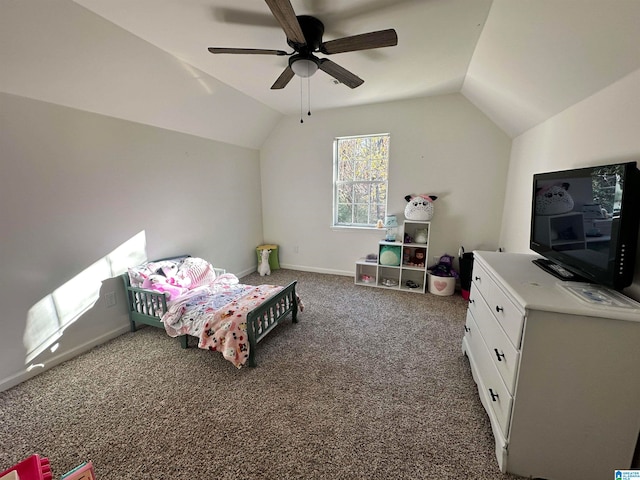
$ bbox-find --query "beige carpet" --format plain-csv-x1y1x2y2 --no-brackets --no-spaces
0,269,522,479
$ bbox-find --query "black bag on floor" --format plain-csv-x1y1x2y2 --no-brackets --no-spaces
458,247,474,300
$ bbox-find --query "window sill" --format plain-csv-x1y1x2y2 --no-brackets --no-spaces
330,225,384,233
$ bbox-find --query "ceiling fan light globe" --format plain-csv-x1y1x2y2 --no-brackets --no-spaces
291,58,318,78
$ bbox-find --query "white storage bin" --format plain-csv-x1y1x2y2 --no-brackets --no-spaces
427,273,456,296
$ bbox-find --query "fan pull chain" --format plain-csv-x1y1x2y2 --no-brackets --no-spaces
299,76,312,124
307,76,311,117
300,76,304,123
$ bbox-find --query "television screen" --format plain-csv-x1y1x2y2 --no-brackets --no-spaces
530,162,640,290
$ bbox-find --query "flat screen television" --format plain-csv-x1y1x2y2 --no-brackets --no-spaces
530,161,640,290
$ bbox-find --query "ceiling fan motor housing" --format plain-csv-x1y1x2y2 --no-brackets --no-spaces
288,15,324,52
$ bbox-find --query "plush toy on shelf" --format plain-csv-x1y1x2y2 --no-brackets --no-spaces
379,245,401,266
409,250,426,267
404,194,438,221
414,228,428,244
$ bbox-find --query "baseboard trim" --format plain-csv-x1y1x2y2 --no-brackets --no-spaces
279,263,354,277
245,264,354,278
0,324,130,393
236,266,257,278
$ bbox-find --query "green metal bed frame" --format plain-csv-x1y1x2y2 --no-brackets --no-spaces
121,259,298,367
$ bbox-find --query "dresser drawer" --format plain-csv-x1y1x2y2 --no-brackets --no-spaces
485,280,525,348
472,259,525,348
464,311,513,438
471,261,491,300
469,290,520,394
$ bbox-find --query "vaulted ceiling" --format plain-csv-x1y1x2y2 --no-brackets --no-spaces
2,0,640,147
72,0,493,117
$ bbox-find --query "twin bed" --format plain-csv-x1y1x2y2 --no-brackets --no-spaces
121,256,299,368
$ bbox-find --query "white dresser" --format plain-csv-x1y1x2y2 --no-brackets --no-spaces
462,251,640,480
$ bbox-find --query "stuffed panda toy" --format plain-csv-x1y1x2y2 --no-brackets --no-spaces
404,194,438,221
535,183,574,215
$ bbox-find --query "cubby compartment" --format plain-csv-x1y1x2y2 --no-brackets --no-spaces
400,268,425,291
355,261,377,286
377,266,401,289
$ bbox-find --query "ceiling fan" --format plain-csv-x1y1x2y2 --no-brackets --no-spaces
208,0,398,90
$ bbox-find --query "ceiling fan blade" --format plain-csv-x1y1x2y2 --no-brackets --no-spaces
264,0,306,46
318,59,364,89
320,29,398,55
208,47,288,56
271,66,295,89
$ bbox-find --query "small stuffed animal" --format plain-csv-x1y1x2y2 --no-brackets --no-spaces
258,249,271,276
141,274,186,300
410,250,425,267
404,194,438,221
535,183,574,215
414,228,428,244
429,254,459,278
379,246,401,266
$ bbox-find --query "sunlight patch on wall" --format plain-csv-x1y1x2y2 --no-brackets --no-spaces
23,231,147,365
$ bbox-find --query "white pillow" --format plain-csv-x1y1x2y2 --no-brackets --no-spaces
175,257,217,289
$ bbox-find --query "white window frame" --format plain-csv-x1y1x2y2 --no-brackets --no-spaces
332,133,390,228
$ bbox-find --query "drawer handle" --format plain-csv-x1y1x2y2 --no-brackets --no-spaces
494,349,505,362
464,325,470,333
495,305,504,313
475,276,481,281
468,298,475,305
489,389,499,402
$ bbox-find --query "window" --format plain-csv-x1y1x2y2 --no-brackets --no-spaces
333,133,390,227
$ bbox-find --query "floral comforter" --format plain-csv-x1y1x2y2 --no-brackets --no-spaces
161,274,283,368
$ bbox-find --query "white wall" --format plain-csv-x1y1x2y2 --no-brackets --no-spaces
260,94,512,275
0,0,281,150
499,67,640,301
0,92,264,391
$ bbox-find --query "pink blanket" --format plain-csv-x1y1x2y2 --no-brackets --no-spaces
198,284,283,367
162,279,283,368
